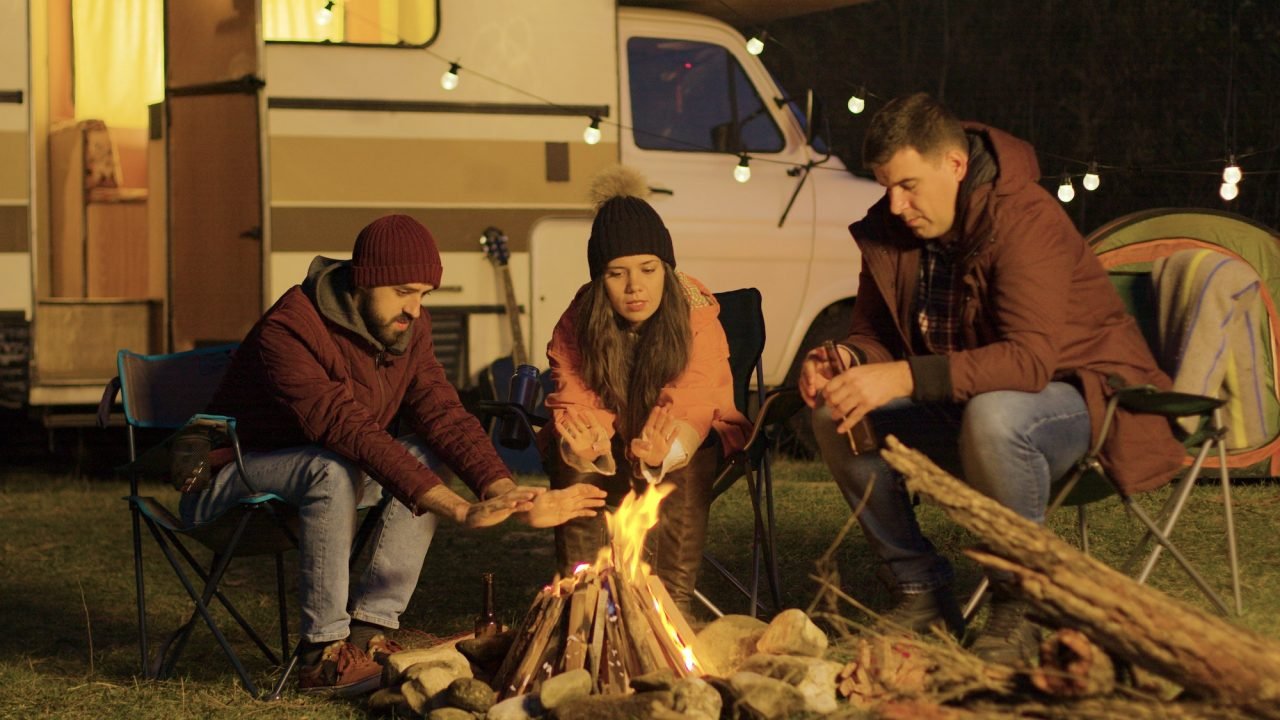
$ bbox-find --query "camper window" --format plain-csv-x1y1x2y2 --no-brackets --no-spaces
627,37,784,155
263,0,437,46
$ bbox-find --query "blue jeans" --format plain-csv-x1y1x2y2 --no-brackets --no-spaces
180,436,438,644
812,382,1090,593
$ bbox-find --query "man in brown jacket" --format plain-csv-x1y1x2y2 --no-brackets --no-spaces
800,94,1183,665
181,215,604,696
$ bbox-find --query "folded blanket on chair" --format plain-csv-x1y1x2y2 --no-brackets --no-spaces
1153,248,1269,450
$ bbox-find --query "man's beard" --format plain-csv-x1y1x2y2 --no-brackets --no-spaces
360,302,413,347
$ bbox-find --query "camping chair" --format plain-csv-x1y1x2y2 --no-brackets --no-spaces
694,288,805,618
98,345,298,696
963,276,1244,620
477,288,802,618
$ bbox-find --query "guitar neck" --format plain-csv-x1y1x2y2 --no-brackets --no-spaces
499,264,528,367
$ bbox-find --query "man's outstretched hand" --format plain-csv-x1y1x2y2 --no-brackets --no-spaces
521,484,608,528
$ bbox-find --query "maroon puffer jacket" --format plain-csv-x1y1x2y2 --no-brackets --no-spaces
208,267,509,512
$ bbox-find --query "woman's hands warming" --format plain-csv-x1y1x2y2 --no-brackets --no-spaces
630,405,680,467
557,408,610,464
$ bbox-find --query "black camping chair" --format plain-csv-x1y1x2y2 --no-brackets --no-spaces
100,345,390,697
696,288,803,618
99,345,296,696
963,268,1243,619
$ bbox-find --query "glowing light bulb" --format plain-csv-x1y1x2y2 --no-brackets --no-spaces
315,0,335,26
1220,181,1239,201
847,91,866,115
441,62,460,91
583,117,601,145
1223,162,1242,185
1057,176,1075,203
734,155,751,183
1082,162,1100,191
746,35,765,56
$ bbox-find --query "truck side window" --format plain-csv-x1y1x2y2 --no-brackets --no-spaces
628,37,784,154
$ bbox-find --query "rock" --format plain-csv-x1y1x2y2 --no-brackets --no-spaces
540,667,592,710
367,686,404,715
442,677,496,714
756,608,828,658
631,668,677,692
427,709,476,720
488,693,544,720
728,671,807,719
385,644,473,684
739,654,842,716
404,664,460,701
550,690,675,720
457,631,515,669
401,676,433,717
671,677,722,720
692,614,767,677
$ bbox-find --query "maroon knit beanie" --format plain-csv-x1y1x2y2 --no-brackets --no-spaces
587,196,676,278
351,214,443,288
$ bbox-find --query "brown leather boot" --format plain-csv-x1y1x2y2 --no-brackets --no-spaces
547,450,613,575
647,443,719,614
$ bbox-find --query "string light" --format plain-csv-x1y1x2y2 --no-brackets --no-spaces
440,62,460,91
733,154,751,183
1220,181,1239,201
315,0,336,26
847,87,866,115
1082,161,1100,191
1223,156,1242,185
583,116,602,145
1057,175,1075,203
746,32,766,56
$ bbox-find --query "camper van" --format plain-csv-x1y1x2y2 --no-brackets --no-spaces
4,0,880,423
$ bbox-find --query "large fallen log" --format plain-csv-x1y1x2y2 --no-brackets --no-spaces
879,435,1280,716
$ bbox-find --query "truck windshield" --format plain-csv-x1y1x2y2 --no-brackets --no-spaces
627,37,784,154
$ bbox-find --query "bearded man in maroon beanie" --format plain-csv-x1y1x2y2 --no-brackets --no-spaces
180,214,605,696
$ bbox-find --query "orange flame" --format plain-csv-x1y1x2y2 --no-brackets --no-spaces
604,483,674,582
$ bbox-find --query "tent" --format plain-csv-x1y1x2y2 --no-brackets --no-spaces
1088,208,1280,477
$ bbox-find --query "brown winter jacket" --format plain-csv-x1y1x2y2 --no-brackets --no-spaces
207,257,510,512
843,123,1183,494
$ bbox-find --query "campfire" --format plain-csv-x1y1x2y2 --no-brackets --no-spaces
490,484,703,699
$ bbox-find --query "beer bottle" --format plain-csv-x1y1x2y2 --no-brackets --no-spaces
475,572,500,638
822,340,880,454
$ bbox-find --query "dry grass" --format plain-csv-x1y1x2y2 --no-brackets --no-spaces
0,447,1276,718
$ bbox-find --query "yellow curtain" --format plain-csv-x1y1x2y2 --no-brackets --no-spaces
72,0,163,129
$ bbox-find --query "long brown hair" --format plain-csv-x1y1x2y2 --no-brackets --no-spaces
575,263,691,439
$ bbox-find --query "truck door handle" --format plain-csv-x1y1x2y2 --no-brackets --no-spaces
648,186,674,196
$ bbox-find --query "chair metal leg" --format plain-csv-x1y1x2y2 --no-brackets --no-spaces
1122,498,1231,615
1126,438,1215,583
1078,506,1089,555
1215,437,1242,614
962,577,989,620
276,552,290,660
759,449,783,612
144,520,262,696
269,647,303,700
129,500,151,678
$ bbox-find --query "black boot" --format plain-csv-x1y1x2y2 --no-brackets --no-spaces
969,592,1040,666
879,585,965,638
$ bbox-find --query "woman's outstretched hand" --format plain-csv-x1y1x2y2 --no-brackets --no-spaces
630,405,680,467
557,408,610,463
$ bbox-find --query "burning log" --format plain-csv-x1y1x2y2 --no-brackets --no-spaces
492,485,705,701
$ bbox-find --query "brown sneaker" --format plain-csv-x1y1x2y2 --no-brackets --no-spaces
366,633,403,666
298,640,383,697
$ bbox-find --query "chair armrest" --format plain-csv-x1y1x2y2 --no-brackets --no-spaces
1113,386,1225,418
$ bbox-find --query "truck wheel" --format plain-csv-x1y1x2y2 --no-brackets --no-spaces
774,300,856,460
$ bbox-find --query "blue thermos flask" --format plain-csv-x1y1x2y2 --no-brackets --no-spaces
499,364,540,449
